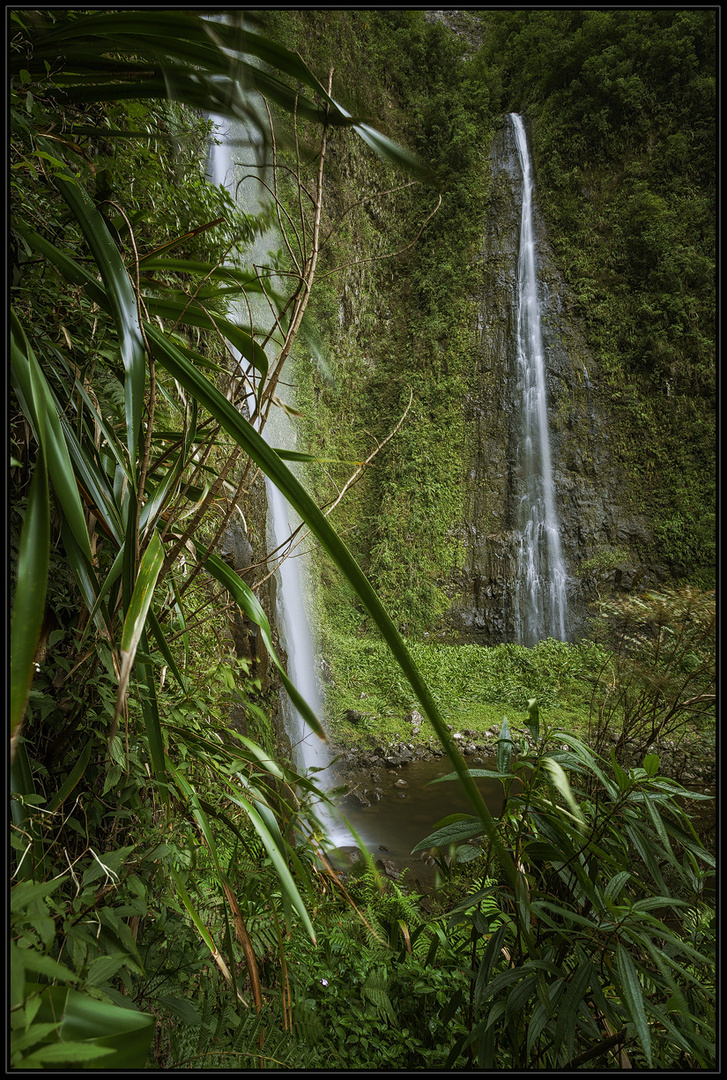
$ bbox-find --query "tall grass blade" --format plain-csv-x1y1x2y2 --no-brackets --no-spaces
113,531,165,734
10,313,93,561
10,454,50,755
616,943,652,1066
53,174,145,468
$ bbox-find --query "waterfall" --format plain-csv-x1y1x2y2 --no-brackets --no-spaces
510,113,568,645
207,117,350,845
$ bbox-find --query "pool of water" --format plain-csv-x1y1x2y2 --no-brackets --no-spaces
323,758,509,890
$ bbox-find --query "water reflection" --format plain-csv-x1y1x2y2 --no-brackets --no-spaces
325,759,512,891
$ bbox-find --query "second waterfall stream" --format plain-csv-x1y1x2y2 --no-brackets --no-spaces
510,113,568,646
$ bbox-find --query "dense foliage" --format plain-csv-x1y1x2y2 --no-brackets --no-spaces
10,8,715,1071
479,9,716,580
268,8,715,638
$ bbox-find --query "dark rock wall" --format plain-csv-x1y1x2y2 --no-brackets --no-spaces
445,116,655,644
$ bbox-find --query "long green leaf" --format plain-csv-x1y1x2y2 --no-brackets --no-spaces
193,541,325,741
53,173,145,468
616,943,652,1066
146,609,189,693
143,296,269,383
10,453,50,751
168,866,215,953
10,313,94,562
113,531,165,734
46,743,94,814
146,321,525,919
137,641,166,780
228,789,316,943
21,11,427,175
542,757,586,830
13,222,108,309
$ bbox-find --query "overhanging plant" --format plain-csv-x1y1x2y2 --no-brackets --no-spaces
10,8,512,1066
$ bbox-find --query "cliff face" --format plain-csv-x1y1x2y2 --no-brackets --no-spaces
445,117,660,644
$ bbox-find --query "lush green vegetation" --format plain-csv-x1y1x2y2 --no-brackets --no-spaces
481,9,716,581
265,9,496,635
270,9,715,639
326,637,604,745
10,9,715,1071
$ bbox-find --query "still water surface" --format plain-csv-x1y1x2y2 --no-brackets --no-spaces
325,759,510,890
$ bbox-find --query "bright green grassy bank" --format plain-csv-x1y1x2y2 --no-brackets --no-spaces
322,635,605,749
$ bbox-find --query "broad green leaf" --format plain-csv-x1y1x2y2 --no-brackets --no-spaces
643,753,659,777
156,995,201,1026
85,953,131,988
430,768,516,782
29,983,154,1068
411,817,482,853
11,1023,63,1054
497,715,513,776
10,876,68,914
20,951,80,984
610,746,631,792
455,843,482,863
19,1041,115,1067
616,943,652,1066
541,757,586,830
113,532,165,734
604,869,633,905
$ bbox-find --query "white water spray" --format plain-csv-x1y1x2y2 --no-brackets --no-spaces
510,113,568,645
208,118,350,844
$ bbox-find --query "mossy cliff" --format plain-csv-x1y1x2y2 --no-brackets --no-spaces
260,9,715,644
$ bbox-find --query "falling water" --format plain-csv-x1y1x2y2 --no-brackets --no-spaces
510,113,568,645
207,117,351,844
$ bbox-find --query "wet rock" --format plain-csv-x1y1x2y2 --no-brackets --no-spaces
376,857,402,880
395,778,408,787
384,748,413,766
219,524,253,572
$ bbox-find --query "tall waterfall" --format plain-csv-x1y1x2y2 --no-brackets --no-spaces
510,113,568,645
207,118,349,842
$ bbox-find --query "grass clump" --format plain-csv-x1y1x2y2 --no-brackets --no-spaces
324,636,605,747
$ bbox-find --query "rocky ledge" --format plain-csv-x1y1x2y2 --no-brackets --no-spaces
329,708,715,800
